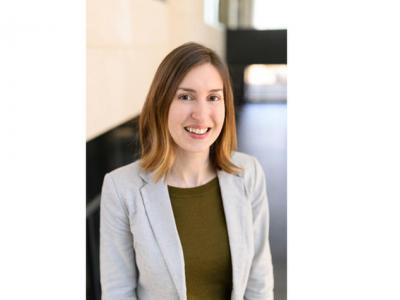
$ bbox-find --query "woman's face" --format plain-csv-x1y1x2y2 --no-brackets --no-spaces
167,63,225,156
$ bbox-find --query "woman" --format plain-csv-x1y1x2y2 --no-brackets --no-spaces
100,42,274,300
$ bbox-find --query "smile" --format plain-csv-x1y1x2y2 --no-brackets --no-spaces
184,127,211,135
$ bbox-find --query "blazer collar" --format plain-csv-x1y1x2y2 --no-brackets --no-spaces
138,167,249,299
217,169,249,296
139,170,186,299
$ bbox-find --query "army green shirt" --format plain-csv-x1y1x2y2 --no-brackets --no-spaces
168,177,232,300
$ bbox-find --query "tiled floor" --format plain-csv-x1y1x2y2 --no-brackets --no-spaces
237,102,287,300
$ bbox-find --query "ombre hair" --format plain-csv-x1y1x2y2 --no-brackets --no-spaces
139,42,240,181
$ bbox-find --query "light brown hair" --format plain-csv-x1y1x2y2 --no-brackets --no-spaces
139,42,240,181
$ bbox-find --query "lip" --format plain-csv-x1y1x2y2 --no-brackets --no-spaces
184,125,210,130
184,126,211,140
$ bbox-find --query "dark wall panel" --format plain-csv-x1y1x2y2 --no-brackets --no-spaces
227,29,287,65
226,29,287,104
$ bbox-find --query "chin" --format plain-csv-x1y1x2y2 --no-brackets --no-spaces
177,145,212,155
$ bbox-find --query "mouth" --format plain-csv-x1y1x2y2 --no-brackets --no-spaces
184,126,211,136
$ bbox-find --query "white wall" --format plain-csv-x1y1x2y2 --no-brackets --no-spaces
87,0,225,140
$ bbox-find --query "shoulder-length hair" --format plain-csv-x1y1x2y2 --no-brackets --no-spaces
139,42,240,181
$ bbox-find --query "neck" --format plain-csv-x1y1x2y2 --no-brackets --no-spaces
166,149,216,188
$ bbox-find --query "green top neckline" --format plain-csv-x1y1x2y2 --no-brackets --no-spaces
167,176,219,197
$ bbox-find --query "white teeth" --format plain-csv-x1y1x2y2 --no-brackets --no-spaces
185,127,208,135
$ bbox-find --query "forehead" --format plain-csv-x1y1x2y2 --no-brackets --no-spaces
179,63,223,90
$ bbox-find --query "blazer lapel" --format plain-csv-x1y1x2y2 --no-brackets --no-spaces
139,172,186,300
218,170,250,297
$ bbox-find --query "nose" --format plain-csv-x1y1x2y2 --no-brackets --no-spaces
191,100,208,121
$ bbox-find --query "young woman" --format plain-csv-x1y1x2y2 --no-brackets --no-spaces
100,42,274,300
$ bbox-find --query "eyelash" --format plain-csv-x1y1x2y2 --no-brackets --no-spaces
177,94,193,101
177,94,222,102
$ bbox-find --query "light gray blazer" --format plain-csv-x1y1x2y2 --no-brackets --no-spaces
100,151,274,300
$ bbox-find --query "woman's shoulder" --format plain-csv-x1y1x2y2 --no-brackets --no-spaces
231,151,263,175
231,151,257,167
230,151,266,190
105,159,145,192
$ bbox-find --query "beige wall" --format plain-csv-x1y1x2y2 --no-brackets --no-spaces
87,0,225,140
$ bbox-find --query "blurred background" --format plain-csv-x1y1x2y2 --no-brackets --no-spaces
87,0,286,299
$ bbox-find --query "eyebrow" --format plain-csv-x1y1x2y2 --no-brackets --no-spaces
177,87,223,93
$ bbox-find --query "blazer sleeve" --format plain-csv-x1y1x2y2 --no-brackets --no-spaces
244,157,274,300
100,174,138,300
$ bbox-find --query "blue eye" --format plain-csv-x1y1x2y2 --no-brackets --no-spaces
178,94,193,101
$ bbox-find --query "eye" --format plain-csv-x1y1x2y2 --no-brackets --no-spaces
208,95,222,102
177,94,193,101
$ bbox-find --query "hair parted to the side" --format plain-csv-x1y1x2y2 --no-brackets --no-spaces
139,42,241,181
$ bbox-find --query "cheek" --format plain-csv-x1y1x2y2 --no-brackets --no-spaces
167,112,176,139
168,103,179,126
215,105,225,126
168,102,187,134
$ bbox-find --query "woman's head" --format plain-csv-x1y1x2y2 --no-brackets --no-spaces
139,42,240,180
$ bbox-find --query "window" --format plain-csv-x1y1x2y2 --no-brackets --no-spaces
244,64,287,102
204,0,221,27
252,0,287,29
